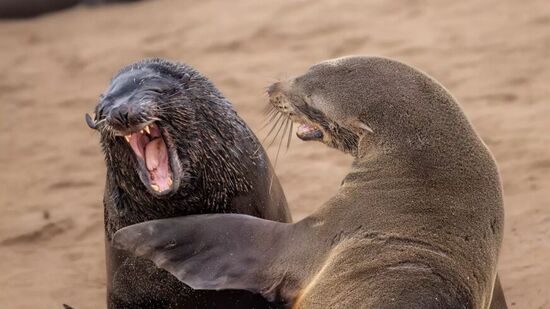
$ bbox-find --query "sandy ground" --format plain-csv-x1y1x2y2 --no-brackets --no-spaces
0,0,549,308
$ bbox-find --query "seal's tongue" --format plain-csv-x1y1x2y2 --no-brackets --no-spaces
125,124,173,193
296,123,323,141
145,137,171,192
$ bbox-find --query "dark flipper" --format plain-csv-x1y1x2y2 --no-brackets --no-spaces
489,275,508,309
112,214,297,303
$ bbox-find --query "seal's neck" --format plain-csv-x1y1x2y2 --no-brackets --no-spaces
341,151,417,189
343,135,414,183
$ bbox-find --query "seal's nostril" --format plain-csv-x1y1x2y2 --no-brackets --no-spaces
109,105,130,128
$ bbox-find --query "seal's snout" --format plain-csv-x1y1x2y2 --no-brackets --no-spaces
108,104,131,129
267,82,294,114
267,81,325,142
99,96,177,195
267,81,294,101
266,82,281,96
104,100,151,133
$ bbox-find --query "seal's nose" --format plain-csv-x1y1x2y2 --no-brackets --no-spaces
108,104,131,129
266,82,280,96
110,105,129,127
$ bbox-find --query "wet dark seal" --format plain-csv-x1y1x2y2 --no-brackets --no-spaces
87,58,291,308
113,56,506,308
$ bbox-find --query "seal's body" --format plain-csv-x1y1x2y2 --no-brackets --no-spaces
89,59,290,308
114,56,506,308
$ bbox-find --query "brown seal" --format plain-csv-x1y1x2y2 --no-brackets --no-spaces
113,56,506,308
87,58,290,308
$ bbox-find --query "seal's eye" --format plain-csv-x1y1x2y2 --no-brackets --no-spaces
148,88,163,94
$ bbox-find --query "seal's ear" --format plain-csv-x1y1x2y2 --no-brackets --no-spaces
113,214,290,302
85,113,97,130
352,119,373,134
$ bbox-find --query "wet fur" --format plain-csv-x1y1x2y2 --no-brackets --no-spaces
96,59,290,308
114,56,506,308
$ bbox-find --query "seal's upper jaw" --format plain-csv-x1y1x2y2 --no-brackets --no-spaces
122,122,174,194
267,81,324,142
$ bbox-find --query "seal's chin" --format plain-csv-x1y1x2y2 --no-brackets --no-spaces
296,123,323,141
122,122,177,195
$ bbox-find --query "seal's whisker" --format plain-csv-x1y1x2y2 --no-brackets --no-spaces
286,119,293,151
260,109,280,131
273,117,289,168
264,106,276,118
94,118,107,126
262,112,284,142
266,115,287,148
263,103,275,114
260,115,276,131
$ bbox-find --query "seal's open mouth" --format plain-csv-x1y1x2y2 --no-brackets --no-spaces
296,123,323,141
122,123,174,194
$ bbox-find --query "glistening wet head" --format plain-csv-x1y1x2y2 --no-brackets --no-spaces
87,65,183,196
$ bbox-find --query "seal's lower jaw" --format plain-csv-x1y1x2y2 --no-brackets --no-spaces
296,123,323,141
122,123,180,196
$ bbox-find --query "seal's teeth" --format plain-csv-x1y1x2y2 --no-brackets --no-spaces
144,125,151,134
167,178,173,187
140,129,144,134
124,135,131,142
151,184,160,192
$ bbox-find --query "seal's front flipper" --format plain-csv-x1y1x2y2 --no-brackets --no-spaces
113,214,293,303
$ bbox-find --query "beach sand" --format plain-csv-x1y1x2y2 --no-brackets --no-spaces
0,0,549,307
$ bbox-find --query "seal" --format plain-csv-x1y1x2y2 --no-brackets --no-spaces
0,0,77,18
87,58,291,308
113,56,506,308
0,0,143,19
